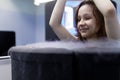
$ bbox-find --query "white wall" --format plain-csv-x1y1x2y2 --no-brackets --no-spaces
35,4,45,42
0,58,11,80
0,0,37,45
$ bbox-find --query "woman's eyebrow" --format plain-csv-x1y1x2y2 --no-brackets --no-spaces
83,13,92,16
77,12,92,18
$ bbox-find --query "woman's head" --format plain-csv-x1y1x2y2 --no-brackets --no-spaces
75,0,106,41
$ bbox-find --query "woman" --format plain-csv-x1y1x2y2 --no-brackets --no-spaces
49,0,120,41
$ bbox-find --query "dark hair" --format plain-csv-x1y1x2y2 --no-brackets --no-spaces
111,0,117,9
74,0,117,41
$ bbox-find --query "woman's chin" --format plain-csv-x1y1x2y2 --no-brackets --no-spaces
81,34,88,38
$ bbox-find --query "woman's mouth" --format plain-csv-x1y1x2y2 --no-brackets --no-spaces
80,28,89,33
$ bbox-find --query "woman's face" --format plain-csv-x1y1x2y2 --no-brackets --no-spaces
77,4,99,39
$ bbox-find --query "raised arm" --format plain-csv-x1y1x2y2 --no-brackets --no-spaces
49,0,76,40
93,0,120,40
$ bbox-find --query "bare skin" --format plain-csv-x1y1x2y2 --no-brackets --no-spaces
77,4,98,39
49,0,120,40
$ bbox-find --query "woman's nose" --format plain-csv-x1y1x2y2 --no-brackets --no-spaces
79,19,85,26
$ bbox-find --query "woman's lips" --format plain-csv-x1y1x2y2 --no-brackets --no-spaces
80,28,89,32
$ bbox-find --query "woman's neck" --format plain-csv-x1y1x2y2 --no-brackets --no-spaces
86,34,98,41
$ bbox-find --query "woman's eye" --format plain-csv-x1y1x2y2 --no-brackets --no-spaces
85,17,91,20
77,18,81,21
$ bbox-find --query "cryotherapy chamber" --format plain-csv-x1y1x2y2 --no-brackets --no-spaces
9,40,120,80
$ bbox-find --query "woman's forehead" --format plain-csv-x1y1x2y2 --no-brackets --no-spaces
78,4,94,16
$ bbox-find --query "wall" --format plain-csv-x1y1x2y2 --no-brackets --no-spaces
0,0,36,45
35,4,45,42
114,0,120,22
36,1,59,41
0,0,55,47
0,0,119,45
0,58,11,80
45,1,59,41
